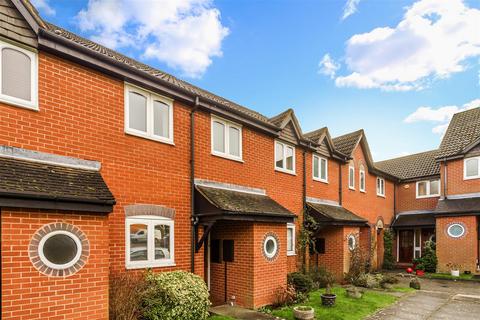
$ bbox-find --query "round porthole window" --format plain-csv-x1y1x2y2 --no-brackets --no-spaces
263,233,279,261
447,223,465,238
29,223,89,277
347,234,356,251
39,231,82,269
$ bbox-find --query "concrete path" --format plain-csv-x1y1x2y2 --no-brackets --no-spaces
367,278,480,320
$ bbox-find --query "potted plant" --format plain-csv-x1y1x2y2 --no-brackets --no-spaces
447,262,461,277
293,306,314,320
320,272,336,307
415,263,425,277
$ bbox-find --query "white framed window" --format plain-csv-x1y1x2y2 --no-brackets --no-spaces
125,83,174,144
347,234,356,251
275,141,295,174
359,165,366,192
447,223,466,238
0,40,38,110
263,235,278,259
416,179,440,198
348,162,355,190
126,215,175,269
211,116,242,161
38,230,82,270
376,177,385,197
313,155,328,183
464,156,480,180
287,223,296,256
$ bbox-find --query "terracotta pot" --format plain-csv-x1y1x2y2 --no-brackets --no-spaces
321,293,337,307
416,270,425,276
293,306,314,320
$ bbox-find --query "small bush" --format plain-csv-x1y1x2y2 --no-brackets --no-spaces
353,273,384,288
380,274,399,285
308,266,336,289
287,272,313,293
413,240,437,273
272,285,297,307
345,246,368,284
143,271,211,320
109,272,147,320
382,229,395,270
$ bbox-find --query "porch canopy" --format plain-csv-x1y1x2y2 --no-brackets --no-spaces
0,157,115,213
194,185,295,224
306,201,368,227
391,211,435,229
435,198,480,216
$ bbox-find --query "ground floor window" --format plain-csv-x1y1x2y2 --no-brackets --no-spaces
447,223,466,238
126,216,175,268
287,223,296,256
347,234,356,251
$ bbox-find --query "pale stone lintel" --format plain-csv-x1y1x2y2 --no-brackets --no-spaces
194,179,266,196
124,204,175,220
0,146,101,171
306,197,340,206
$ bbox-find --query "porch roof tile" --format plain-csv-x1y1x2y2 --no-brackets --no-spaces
306,201,367,226
391,212,436,228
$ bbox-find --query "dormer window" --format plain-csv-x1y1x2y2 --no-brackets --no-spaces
0,40,38,110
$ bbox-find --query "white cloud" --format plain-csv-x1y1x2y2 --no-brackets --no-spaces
332,0,480,91
31,0,55,16
342,0,361,20
76,0,229,78
405,98,480,134
318,54,340,78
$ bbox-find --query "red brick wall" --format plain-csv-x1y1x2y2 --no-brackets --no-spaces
436,216,479,273
442,160,480,196
1,209,109,320
396,181,439,213
253,223,288,308
306,153,340,203
0,52,199,316
311,227,345,280
209,221,254,308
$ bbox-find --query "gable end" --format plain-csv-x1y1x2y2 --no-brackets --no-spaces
0,0,37,47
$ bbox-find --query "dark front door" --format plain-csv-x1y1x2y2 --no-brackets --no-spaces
399,230,414,263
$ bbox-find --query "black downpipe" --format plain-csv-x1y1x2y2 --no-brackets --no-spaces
393,184,397,216
190,97,200,273
302,150,307,267
338,160,343,205
443,158,448,199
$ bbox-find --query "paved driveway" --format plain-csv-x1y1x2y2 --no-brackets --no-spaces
368,278,480,320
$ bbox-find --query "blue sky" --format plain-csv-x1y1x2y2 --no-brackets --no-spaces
33,0,480,160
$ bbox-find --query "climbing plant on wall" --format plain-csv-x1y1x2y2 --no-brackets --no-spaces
382,229,395,270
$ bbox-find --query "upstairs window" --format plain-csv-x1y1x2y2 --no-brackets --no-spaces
125,84,173,144
376,177,385,197
313,155,328,183
348,162,355,189
275,141,295,174
211,116,242,161
287,223,296,256
464,156,480,180
126,216,174,269
416,179,440,198
359,165,366,192
0,40,37,110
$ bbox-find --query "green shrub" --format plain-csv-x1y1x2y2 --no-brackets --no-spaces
353,273,383,288
382,229,395,270
309,266,336,289
143,271,211,320
414,240,437,273
380,274,399,285
287,272,313,293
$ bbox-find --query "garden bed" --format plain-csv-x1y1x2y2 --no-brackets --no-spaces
424,273,479,282
263,286,403,320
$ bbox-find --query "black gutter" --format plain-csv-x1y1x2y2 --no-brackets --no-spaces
190,97,200,273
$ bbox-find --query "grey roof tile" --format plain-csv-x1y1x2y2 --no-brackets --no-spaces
375,150,440,180
332,130,363,156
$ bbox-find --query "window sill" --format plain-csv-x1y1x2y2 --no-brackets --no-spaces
313,178,329,184
348,187,355,191
126,262,176,269
360,190,366,193
211,152,244,163
125,130,175,146
464,176,480,180
275,168,296,176
377,194,386,198
287,252,296,257
0,96,39,111
415,195,440,199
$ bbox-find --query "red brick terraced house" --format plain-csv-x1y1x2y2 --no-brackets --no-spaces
0,1,479,319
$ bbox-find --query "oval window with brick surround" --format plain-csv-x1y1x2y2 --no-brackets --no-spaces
262,233,279,261
29,223,89,277
447,223,465,238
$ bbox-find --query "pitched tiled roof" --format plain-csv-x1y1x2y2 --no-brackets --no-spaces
375,150,440,180
304,127,327,143
307,202,367,225
435,197,480,215
332,130,363,156
0,157,115,204
195,185,294,217
43,23,276,128
436,107,480,159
